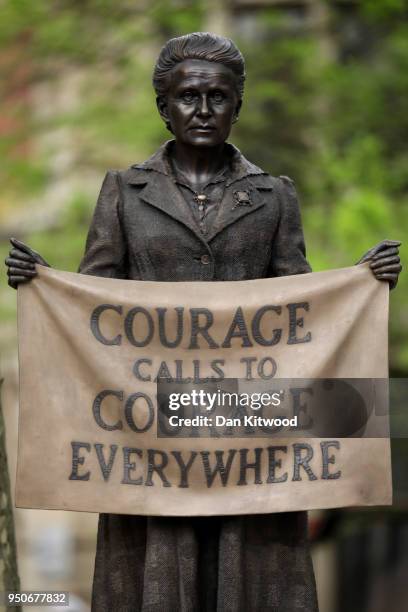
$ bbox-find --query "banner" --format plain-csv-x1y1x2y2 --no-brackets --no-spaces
16,264,392,515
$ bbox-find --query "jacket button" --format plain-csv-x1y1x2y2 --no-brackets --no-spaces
201,254,211,265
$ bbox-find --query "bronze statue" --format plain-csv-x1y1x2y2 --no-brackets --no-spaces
5,32,402,611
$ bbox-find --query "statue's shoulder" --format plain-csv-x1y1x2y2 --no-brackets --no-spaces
246,168,296,193
253,170,297,192
242,164,300,210
277,174,295,186
117,164,152,187
118,142,171,185
234,147,295,191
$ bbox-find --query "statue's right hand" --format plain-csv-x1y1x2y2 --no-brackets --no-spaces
5,238,50,289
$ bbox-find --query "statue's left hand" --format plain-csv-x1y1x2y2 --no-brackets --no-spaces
357,240,402,290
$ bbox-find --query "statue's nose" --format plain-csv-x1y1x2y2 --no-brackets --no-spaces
197,95,211,117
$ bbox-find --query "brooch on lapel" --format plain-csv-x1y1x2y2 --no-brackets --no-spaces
232,190,252,210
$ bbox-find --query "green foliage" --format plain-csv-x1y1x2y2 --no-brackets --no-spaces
361,0,407,20
149,0,205,36
234,16,317,182
25,194,91,273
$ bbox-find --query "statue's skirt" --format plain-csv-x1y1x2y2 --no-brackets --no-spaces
91,512,318,611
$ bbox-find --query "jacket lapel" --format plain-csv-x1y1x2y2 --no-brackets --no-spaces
206,178,267,242
126,169,205,242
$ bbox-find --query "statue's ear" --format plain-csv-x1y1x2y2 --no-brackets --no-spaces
232,99,242,124
156,96,169,123
156,96,173,132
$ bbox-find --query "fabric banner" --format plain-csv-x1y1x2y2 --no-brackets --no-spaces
16,264,392,515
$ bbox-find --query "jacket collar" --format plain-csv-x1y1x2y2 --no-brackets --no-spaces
130,140,266,186
124,141,270,243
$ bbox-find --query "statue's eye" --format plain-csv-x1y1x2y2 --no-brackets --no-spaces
212,91,225,103
181,91,196,103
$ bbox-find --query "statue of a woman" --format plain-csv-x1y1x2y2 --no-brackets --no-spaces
5,33,402,611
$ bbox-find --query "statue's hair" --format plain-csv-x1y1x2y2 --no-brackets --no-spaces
153,32,246,99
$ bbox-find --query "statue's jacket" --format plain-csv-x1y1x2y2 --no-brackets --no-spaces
78,142,318,612
79,141,311,282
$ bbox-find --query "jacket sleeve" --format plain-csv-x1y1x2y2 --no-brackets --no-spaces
268,175,312,277
78,171,127,278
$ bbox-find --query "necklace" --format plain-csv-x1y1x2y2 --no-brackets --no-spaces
194,192,210,215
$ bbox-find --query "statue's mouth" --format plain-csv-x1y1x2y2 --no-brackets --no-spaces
190,125,215,132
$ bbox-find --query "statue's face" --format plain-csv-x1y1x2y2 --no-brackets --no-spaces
157,59,241,147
